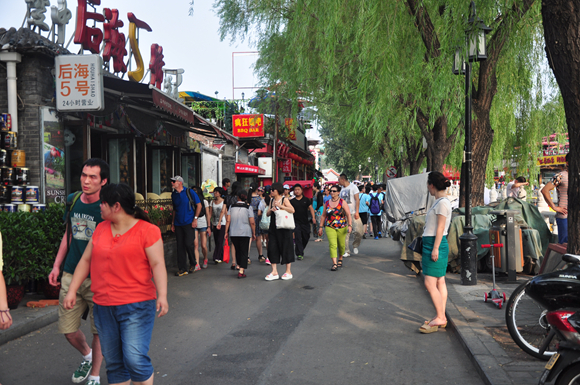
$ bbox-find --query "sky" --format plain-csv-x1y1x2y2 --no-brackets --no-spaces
1,0,259,100
0,0,321,140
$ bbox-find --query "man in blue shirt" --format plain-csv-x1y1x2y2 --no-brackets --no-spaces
171,176,202,276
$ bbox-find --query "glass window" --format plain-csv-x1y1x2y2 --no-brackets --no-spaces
181,154,199,188
108,138,132,185
152,148,172,194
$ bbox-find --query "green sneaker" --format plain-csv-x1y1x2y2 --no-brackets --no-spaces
72,360,92,383
297,255,304,260
86,380,100,385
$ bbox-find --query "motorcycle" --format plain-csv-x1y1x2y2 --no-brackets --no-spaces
523,253,580,385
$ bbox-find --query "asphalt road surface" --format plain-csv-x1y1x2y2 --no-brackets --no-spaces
0,236,484,385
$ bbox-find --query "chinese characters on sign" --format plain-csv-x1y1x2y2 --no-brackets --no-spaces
73,0,105,54
103,8,127,74
285,118,296,140
234,163,266,175
537,155,567,166
149,44,165,89
55,55,104,111
280,159,292,173
232,114,265,137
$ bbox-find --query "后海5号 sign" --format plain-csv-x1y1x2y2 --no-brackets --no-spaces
55,55,104,111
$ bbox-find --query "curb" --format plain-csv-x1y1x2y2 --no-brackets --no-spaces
0,303,58,347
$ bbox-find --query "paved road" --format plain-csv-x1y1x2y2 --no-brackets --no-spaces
0,237,484,385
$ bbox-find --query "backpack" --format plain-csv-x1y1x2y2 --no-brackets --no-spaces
370,193,381,215
185,188,205,217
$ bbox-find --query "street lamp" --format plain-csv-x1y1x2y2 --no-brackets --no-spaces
453,1,491,286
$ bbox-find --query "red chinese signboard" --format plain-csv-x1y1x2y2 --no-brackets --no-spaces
285,118,296,140
537,155,567,166
280,159,292,173
235,163,266,175
232,114,264,137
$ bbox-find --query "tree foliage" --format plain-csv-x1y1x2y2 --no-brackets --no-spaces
212,0,560,205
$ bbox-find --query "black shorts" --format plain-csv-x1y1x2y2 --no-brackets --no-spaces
359,212,369,225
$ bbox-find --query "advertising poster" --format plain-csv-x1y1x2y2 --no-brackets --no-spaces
41,107,66,204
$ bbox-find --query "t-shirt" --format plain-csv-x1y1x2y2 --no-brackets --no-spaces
507,182,519,198
90,220,161,306
553,170,568,219
63,193,103,275
423,198,452,237
211,200,226,226
172,188,201,226
359,193,370,213
227,202,254,237
291,196,312,225
340,183,359,213
196,200,209,228
368,192,383,216
323,195,331,204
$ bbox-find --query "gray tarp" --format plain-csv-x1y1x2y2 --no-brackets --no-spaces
384,173,435,222
401,197,550,275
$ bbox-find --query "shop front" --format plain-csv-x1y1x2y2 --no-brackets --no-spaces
235,163,266,191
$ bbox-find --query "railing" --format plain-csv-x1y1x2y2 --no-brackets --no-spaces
136,199,173,233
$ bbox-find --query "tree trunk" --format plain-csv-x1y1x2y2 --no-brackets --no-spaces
542,0,580,253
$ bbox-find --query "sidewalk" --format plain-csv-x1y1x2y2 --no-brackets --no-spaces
444,272,546,385
0,293,58,346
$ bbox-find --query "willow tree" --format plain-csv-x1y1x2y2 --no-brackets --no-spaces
541,0,580,252
214,0,545,206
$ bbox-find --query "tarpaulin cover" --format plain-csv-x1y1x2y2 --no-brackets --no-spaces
401,197,551,274
384,173,435,222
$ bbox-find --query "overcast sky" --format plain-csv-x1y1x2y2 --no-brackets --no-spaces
1,0,259,100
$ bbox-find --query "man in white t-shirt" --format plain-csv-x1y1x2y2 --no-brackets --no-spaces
339,174,360,256
506,176,528,198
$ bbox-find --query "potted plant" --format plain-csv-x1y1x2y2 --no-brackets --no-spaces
0,205,65,306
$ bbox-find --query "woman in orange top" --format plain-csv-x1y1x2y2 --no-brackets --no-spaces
64,183,168,385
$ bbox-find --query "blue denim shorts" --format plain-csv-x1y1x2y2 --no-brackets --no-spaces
556,218,568,244
94,300,156,384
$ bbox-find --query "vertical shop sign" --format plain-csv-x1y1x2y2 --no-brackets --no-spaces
40,107,66,204
55,55,104,111
280,159,292,173
285,118,296,140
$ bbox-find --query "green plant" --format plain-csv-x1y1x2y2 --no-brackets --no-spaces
0,205,65,285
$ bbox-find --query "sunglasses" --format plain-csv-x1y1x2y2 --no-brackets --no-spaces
330,190,338,193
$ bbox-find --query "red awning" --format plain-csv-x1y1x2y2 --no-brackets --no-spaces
235,163,266,175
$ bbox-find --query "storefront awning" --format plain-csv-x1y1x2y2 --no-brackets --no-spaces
235,163,266,175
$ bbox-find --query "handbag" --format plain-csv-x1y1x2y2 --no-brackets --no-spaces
408,236,423,254
274,198,295,230
223,238,230,264
259,211,271,230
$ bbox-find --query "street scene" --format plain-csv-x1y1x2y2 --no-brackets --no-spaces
1,0,580,385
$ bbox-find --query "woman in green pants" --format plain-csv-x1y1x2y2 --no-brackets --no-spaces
318,186,352,271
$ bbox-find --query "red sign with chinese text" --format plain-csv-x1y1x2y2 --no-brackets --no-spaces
280,159,292,173
233,114,264,137
285,118,296,140
235,163,266,175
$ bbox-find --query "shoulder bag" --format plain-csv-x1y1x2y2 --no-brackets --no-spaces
274,197,295,230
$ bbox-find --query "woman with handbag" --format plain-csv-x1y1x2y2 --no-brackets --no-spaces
225,190,256,279
209,187,227,264
419,171,452,334
318,185,352,271
265,182,296,281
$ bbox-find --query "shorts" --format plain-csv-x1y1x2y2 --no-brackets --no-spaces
359,212,369,225
58,272,97,335
195,227,208,232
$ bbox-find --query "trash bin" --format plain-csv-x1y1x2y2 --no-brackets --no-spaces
489,210,525,282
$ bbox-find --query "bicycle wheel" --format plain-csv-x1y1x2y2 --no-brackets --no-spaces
505,281,560,360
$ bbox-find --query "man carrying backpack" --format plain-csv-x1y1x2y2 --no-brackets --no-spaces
48,158,109,385
171,175,202,276
368,185,383,240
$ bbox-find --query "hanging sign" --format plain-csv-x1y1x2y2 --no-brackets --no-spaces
232,114,264,137
235,163,266,175
285,118,296,140
537,155,567,166
280,159,292,173
55,54,104,111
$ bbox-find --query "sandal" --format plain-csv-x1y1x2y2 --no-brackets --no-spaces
331,264,338,271
231,264,236,270
337,260,343,268
424,318,447,328
419,323,440,334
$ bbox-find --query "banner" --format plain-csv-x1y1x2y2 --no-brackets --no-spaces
41,107,66,204
537,155,566,166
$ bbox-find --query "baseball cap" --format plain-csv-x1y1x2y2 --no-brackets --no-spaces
283,184,290,189
171,176,184,183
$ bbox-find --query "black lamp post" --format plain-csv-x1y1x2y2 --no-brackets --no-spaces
453,1,491,286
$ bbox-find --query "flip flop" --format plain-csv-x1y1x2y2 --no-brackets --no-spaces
424,319,447,328
419,323,439,334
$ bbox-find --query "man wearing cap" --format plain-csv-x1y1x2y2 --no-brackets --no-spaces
171,176,202,276
291,184,316,260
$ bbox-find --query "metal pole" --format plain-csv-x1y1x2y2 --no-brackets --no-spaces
274,103,278,183
460,60,478,285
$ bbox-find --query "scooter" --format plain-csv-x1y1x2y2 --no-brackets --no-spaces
524,253,580,385
481,243,507,309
